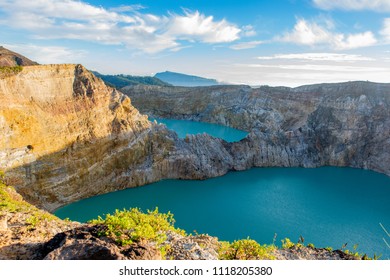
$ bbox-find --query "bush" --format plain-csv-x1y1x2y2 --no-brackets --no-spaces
0,174,57,228
90,207,185,247
281,238,296,249
0,170,4,183
325,246,333,252
0,66,23,78
219,238,276,260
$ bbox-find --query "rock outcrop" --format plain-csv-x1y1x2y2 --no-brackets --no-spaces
0,64,152,210
41,226,220,260
123,82,390,176
0,183,78,260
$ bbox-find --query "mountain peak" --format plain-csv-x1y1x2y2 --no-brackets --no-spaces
0,46,39,67
154,71,220,87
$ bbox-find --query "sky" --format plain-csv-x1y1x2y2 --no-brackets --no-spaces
0,0,390,86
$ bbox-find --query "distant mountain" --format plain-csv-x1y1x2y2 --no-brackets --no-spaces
154,71,220,87
92,72,172,89
0,46,39,67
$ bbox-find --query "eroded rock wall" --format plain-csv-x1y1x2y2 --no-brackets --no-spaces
0,64,153,210
124,82,390,176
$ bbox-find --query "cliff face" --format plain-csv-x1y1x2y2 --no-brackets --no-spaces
0,64,236,211
123,82,390,176
0,64,154,210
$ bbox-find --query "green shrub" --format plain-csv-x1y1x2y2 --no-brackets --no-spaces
1,174,58,229
90,207,185,247
218,238,276,260
281,238,295,249
0,66,23,78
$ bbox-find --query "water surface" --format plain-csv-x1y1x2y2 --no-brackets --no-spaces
152,118,248,142
55,167,390,259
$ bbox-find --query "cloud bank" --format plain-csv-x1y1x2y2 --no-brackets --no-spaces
280,18,377,50
0,0,241,53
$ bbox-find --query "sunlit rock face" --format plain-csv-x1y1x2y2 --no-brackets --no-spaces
0,64,153,210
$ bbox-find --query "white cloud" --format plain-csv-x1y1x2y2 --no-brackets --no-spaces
381,18,390,42
167,11,240,43
230,41,263,50
257,53,375,62
0,0,241,53
0,0,135,23
3,43,86,64
282,19,330,45
313,0,390,12
334,31,377,49
280,18,377,50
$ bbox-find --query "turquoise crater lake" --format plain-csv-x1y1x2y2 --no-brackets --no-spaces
152,118,248,142
55,119,390,259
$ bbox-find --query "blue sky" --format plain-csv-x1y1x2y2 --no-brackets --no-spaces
1,0,390,86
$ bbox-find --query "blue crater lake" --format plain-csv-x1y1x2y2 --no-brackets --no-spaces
55,119,390,259
151,118,248,142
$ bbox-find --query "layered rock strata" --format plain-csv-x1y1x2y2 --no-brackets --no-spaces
0,65,233,211
0,64,151,210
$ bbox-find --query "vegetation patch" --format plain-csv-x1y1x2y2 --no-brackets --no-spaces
343,244,380,260
218,238,276,260
92,72,171,88
0,66,23,78
90,207,185,256
0,170,57,230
